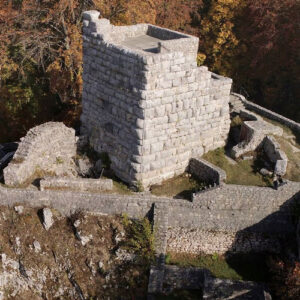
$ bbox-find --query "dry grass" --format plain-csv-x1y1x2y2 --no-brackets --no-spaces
150,173,206,200
202,148,273,187
0,206,149,299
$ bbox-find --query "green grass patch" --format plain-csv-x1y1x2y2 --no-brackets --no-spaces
150,173,206,200
202,148,273,187
112,179,133,195
121,214,155,266
168,252,269,282
231,115,243,127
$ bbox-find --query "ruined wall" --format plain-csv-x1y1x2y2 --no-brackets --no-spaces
3,122,77,186
81,10,232,187
263,136,288,176
189,158,226,185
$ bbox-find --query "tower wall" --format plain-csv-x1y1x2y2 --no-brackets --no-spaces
81,11,232,187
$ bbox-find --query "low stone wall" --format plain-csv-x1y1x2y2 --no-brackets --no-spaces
263,136,288,176
189,158,226,185
3,122,77,186
40,177,113,192
231,93,300,133
0,185,158,218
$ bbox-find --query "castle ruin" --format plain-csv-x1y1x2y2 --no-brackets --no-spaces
81,10,232,187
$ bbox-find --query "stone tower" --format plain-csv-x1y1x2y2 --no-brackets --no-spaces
81,10,232,187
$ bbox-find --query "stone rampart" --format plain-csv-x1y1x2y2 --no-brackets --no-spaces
3,122,77,186
189,158,226,185
40,177,113,192
81,10,232,188
1,180,299,255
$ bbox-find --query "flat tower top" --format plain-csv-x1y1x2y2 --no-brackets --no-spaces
121,34,162,53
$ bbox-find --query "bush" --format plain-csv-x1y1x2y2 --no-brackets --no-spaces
121,214,155,266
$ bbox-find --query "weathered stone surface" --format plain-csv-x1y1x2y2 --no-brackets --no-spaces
260,168,272,176
77,157,93,177
167,228,283,255
40,177,113,192
263,136,288,176
33,240,41,253
14,205,24,214
42,208,54,231
3,122,77,186
81,10,232,188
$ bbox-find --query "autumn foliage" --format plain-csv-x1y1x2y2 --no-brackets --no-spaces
0,0,299,142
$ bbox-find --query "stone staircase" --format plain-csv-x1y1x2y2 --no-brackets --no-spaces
229,94,246,113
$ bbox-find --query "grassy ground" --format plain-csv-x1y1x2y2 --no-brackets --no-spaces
202,148,273,187
150,173,206,200
167,252,269,282
106,176,133,195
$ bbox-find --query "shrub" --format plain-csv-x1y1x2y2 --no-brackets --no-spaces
121,214,155,266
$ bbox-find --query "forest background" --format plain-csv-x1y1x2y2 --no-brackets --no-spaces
0,0,299,142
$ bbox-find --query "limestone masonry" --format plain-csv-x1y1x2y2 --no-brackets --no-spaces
4,122,77,186
80,10,232,187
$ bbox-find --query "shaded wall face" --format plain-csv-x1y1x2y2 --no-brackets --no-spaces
81,35,147,183
81,13,232,187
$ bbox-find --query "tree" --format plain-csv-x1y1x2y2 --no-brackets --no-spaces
236,0,300,121
196,0,245,76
